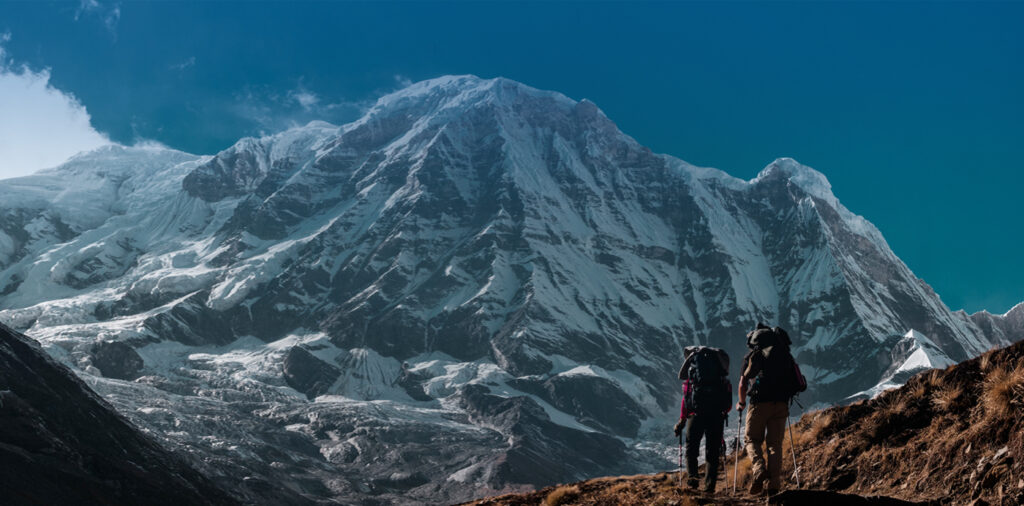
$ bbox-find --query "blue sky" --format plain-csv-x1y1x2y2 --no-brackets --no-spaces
0,1,1021,314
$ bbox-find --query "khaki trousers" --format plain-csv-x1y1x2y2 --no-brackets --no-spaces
744,401,788,490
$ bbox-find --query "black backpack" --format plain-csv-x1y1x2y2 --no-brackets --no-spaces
745,325,806,403
679,346,732,416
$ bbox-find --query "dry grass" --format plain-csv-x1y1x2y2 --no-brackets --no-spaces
873,389,908,416
979,349,996,371
908,382,929,400
862,400,908,445
981,363,1024,419
804,411,833,441
730,450,753,488
470,341,1024,506
606,482,631,495
544,485,580,506
931,384,964,412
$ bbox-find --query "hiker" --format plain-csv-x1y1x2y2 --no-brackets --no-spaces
736,323,806,495
674,346,732,493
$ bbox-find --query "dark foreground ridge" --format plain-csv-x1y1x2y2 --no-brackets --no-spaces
0,322,237,506
466,338,1024,505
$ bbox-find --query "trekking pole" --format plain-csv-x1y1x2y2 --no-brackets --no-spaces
733,409,742,493
787,415,801,488
678,433,683,489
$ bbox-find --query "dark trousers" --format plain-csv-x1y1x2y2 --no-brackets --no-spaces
685,413,725,486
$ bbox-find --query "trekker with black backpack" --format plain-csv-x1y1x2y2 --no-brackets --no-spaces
736,323,806,496
673,346,732,493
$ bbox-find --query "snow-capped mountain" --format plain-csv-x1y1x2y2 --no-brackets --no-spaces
0,75,1018,504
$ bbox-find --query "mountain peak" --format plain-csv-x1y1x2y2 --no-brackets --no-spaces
1003,301,1024,327
370,75,578,116
2,75,1016,506
1004,301,1024,318
754,157,836,202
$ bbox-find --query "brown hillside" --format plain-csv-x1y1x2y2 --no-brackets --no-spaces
790,338,1024,505
464,339,1024,505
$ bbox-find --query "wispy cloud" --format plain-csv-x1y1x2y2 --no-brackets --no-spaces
394,74,414,88
289,86,320,111
74,0,121,39
0,33,111,178
73,0,99,20
169,56,196,72
231,81,372,136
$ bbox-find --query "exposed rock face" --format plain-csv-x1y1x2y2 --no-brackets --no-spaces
282,346,340,399
457,384,633,486
0,76,1019,504
966,303,1024,346
89,340,144,380
510,374,648,437
0,323,236,506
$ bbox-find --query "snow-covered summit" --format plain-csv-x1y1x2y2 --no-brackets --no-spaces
1003,301,1024,319
853,329,956,399
372,74,577,112
0,75,1019,504
346,74,613,152
0,144,201,230
754,157,835,201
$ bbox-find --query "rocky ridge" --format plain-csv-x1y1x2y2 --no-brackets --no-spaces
0,322,237,506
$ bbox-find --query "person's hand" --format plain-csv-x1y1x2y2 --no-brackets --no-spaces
673,419,685,438
736,401,745,412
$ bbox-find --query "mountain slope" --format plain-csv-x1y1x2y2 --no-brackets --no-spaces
467,338,1024,505
788,337,1024,504
0,322,236,506
0,75,1019,503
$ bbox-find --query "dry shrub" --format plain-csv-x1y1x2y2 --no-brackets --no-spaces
926,368,944,387
1009,424,1024,467
545,485,580,506
863,408,905,445
647,497,688,506
590,475,630,484
931,385,964,412
873,389,907,415
790,422,817,448
806,412,834,440
608,482,632,495
728,451,753,487
597,484,645,505
909,382,929,400
979,349,996,372
982,363,1024,420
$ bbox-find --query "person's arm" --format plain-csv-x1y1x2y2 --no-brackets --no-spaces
736,355,755,411
736,373,748,411
674,394,686,436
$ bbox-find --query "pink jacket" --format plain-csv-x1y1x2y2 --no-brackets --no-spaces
680,378,732,418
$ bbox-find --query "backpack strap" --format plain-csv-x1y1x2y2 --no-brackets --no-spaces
678,353,696,380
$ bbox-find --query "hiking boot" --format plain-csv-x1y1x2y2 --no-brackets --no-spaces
748,480,764,495
687,477,699,490
766,488,780,496
703,480,716,494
